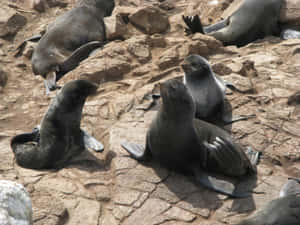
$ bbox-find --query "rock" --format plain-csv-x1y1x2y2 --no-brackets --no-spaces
129,6,170,34
164,207,196,222
27,0,68,12
156,45,180,70
123,198,171,225
104,14,127,40
280,0,300,25
0,180,33,225
0,5,27,39
127,36,151,63
191,33,222,50
0,70,8,87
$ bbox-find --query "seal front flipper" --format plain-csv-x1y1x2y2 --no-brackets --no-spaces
15,34,42,57
121,141,151,161
56,41,104,81
81,129,104,152
192,168,250,198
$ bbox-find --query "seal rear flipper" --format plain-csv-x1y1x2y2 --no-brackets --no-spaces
81,129,104,152
245,147,260,166
222,114,256,125
182,15,204,34
121,141,151,161
193,168,250,198
14,34,42,57
56,41,104,81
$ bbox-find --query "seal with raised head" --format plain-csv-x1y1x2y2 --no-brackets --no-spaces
121,79,259,197
21,0,115,93
11,79,104,169
183,0,282,47
234,177,300,225
181,54,254,126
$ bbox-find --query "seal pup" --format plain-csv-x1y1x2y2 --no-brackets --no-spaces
182,0,282,47
121,79,259,197
181,54,254,126
11,79,104,169
234,177,300,225
21,0,115,93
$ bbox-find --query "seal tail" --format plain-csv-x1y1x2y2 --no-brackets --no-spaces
193,168,251,198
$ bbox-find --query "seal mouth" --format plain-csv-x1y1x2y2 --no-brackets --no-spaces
42,65,60,94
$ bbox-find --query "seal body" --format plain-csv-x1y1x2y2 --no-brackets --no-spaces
11,80,100,169
182,54,226,124
183,0,282,46
122,79,258,197
31,0,115,91
234,178,300,225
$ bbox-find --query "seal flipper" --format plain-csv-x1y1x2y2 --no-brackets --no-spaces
222,114,256,125
15,34,42,57
245,147,260,166
121,141,151,161
192,167,250,198
56,41,104,81
81,129,104,152
182,15,204,34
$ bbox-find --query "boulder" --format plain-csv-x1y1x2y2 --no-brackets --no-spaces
129,6,170,34
0,180,33,225
0,5,27,39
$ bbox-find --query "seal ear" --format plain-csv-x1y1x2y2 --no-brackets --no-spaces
56,41,104,81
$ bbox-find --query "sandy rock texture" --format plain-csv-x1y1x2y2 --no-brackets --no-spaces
0,0,299,224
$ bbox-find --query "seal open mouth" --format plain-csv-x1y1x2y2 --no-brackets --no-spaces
43,65,61,94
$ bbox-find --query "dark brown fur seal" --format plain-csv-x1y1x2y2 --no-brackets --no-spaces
182,54,255,126
234,178,300,225
183,0,282,47
11,79,104,169
30,0,115,93
121,79,259,197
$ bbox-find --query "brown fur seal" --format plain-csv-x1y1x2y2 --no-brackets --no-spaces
27,0,115,93
181,54,254,126
183,0,282,47
11,79,104,169
234,177,300,225
121,79,259,198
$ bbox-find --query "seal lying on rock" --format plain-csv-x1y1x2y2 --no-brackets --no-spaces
17,0,115,94
182,54,254,126
11,79,104,169
234,177,300,225
122,79,259,198
183,0,284,46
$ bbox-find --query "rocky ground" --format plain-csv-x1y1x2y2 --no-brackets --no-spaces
0,0,300,224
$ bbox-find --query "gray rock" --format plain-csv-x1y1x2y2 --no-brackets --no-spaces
0,180,33,225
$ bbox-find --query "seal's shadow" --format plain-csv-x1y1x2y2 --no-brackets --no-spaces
141,160,258,214
63,150,116,172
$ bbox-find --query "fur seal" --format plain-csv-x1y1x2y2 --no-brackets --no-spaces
121,79,259,197
25,0,115,93
11,79,104,169
234,177,300,225
183,0,282,46
181,54,254,125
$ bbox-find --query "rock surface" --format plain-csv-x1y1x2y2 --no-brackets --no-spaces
0,180,33,225
0,0,299,225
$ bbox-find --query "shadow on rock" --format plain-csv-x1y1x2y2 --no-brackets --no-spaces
65,150,116,172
